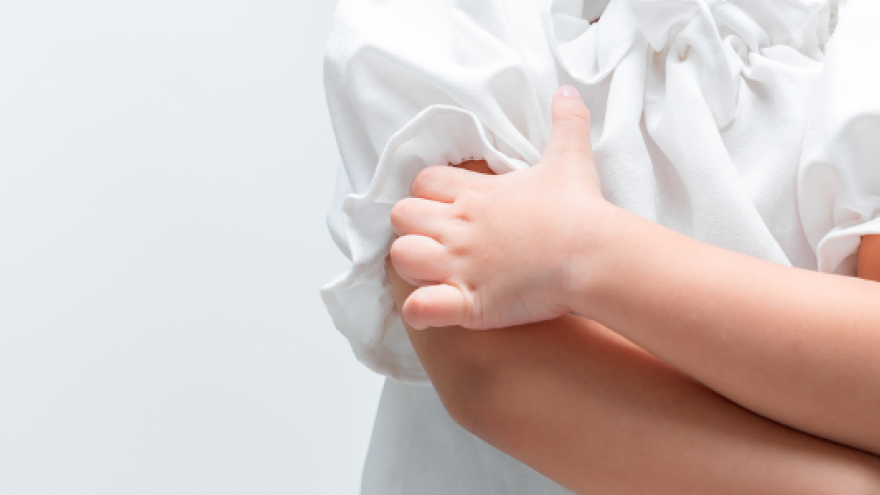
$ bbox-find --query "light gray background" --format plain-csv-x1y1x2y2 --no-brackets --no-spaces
0,1,384,494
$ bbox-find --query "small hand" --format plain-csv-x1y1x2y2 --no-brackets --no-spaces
390,86,611,330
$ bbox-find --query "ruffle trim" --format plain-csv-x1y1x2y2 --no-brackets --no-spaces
816,217,880,275
320,105,528,384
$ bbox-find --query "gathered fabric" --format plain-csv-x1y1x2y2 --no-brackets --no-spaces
799,0,880,276
321,0,871,387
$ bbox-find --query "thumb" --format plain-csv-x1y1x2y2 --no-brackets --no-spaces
544,85,593,162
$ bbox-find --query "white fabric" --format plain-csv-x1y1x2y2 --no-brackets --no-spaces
799,0,880,275
320,0,880,492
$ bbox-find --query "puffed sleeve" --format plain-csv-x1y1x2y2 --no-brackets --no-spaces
798,0,880,276
320,0,552,383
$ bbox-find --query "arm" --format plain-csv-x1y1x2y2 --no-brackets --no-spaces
858,235,880,282
388,160,880,495
391,88,880,455
388,261,880,495
572,204,880,455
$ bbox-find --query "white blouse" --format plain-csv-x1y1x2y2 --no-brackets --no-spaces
321,0,878,492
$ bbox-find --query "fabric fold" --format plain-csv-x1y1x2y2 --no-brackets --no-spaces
321,105,528,383
798,0,880,276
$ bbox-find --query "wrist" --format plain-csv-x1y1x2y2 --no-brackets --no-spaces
563,200,628,319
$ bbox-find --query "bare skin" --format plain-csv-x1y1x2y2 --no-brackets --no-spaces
390,86,880,458
859,234,880,281
386,159,880,494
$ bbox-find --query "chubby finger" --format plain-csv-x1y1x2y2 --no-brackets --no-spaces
402,284,467,330
411,165,488,203
390,197,453,239
389,235,451,286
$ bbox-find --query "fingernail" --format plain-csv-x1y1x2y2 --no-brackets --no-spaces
558,85,581,100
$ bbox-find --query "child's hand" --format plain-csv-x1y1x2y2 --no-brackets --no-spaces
389,86,612,330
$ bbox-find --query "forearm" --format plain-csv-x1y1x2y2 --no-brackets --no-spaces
388,262,880,495
576,206,880,454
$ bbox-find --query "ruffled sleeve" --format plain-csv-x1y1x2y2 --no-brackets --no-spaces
320,0,546,383
798,0,880,276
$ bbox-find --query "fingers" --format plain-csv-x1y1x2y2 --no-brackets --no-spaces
402,284,467,330
544,85,594,162
390,235,450,286
390,197,453,239
411,165,488,203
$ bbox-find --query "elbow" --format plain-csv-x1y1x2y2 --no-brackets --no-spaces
387,255,503,439
437,382,480,436
425,349,497,439
431,350,535,460
409,328,508,442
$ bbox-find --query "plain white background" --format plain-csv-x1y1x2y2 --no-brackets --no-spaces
0,1,384,494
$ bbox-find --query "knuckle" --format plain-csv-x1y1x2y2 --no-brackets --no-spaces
551,142,591,160
446,238,472,258
450,202,471,222
558,103,591,126
411,166,441,197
